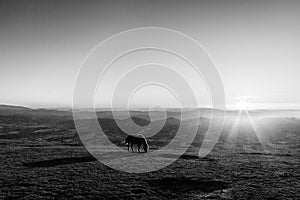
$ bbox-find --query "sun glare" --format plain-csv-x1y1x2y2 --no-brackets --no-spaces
227,96,272,153
236,97,253,110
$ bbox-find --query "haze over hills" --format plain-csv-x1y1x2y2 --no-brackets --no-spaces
1,104,300,121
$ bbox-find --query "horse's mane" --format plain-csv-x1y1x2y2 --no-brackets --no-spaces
137,134,148,144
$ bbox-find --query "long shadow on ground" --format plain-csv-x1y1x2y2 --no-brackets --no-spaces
22,153,215,168
22,156,97,168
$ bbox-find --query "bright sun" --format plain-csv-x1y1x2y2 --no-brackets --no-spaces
236,97,252,110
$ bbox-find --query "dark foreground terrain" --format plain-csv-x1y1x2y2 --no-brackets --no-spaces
0,106,299,199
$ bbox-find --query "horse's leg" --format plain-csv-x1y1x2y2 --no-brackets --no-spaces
131,144,134,152
138,143,141,153
127,143,129,151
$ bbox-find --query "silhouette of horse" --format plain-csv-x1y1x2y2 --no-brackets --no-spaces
125,134,149,153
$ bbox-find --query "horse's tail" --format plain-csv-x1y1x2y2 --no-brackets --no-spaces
124,135,130,144
118,135,129,146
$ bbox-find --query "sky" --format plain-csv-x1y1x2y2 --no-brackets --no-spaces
0,0,299,109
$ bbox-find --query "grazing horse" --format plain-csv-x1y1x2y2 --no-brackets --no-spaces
125,134,149,153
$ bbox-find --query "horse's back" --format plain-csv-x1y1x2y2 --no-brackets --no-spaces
126,134,145,143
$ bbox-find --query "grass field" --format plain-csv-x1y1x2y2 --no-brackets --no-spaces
0,108,299,199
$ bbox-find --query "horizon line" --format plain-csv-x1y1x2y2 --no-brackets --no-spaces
1,103,300,112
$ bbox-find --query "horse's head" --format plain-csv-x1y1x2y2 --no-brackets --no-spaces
143,141,149,153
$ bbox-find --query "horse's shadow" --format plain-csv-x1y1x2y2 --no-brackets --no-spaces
22,148,149,168
22,156,97,168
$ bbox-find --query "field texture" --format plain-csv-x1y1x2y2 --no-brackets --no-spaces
0,108,299,199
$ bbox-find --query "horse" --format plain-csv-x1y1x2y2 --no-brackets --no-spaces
125,134,149,153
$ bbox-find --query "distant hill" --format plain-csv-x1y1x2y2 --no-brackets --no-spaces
1,105,300,123
0,105,73,124
0,104,30,110
1,104,300,149
0,114,37,124
0,105,71,116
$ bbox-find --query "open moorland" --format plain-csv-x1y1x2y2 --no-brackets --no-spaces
0,105,299,199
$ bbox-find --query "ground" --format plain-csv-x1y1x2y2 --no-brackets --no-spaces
0,110,299,199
